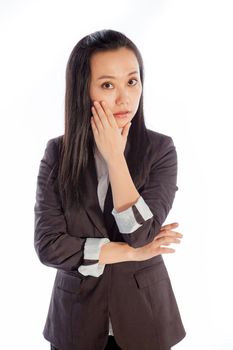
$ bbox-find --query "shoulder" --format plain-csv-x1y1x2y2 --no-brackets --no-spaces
42,135,63,167
46,134,63,147
144,129,178,177
146,128,175,154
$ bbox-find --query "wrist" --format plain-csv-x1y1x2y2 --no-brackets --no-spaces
99,241,136,264
127,245,138,261
125,244,136,261
106,152,125,168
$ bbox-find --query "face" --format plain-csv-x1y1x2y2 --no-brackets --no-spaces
89,47,142,128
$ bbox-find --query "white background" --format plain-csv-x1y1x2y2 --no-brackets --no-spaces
0,0,233,349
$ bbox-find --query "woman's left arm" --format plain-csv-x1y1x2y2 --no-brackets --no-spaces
91,100,178,249
108,135,178,248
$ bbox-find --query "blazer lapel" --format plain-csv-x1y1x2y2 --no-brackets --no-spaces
82,148,109,237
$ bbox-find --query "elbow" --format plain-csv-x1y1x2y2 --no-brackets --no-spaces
34,240,49,265
121,218,162,248
34,235,57,266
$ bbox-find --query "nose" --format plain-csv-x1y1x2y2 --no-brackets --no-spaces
115,87,129,106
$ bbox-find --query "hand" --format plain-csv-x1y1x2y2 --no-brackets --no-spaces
132,222,183,261
90,100,131,163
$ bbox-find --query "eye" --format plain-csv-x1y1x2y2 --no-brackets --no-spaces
101,82,113,89
101,78,139,89
128,78,138,86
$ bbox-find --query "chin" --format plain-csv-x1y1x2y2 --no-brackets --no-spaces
116,121,127,128
116,119,131,128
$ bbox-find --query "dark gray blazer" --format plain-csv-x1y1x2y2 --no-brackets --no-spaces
34,128,186,350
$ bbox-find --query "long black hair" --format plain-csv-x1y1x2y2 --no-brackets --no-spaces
58,29,152,210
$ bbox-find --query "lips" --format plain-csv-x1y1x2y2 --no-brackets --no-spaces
113,111,130,116
113,112,130,119
114,111,130,118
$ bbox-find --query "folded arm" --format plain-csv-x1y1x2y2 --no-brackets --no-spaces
34,135,179,278
108,135,178,248
34,139,87,272
34,139,134,276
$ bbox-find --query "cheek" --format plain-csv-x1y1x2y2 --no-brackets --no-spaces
101,95,115,106
89,86,113,105
89,85,96,102
133,89,142,107
92,93,115,109
89,83,102,101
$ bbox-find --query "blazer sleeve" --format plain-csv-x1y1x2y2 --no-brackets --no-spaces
111,135,178,248
34,138,87,272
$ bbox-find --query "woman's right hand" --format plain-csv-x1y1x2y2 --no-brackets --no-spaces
132,222,183,262
99,223,183,264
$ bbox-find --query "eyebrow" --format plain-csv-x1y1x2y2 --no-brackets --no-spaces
97,70,139,80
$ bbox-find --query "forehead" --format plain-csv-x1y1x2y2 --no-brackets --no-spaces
90,48,139,77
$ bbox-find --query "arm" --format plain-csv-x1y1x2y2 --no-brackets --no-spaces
34,138,134,276
99,223,183,264
90,102,178,249
34,138,86,272
34,137,179,276
107,135,178,248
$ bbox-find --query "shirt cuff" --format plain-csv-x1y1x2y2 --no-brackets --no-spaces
78,237,110,277
111,196,153,234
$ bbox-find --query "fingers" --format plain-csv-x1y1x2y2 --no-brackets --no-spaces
157,222,182,240
91,101,117,129
135,231,182,261
156,236,182,246
101,101,118,128
160,222,179,230
158,247,176,254
154,230,183,240
91,102,106,130
152,231,183,255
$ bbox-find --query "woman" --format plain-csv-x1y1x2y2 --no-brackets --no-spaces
34,29,186,350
